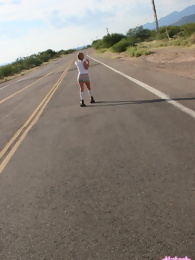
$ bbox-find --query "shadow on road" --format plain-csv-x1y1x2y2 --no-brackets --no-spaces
87,97,195,107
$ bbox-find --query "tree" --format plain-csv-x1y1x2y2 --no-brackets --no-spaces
102,33,125,48
92,39,104,49
45,49,57,58
126,26,151,41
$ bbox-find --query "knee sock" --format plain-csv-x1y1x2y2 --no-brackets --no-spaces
88,89,93,97
80,92,84,100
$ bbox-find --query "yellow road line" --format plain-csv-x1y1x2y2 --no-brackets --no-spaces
0,63,67,159
0,59,73,174
0,63,65,105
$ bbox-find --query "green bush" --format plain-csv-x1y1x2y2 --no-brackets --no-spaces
127,26,151,41
111,38,136,53
127,47,152,57
167,26,182,38
11,64,22,74
45,49,57,58
92,39,105,49
127,47,137,57
39,52,51,62
33,58,43,67
0,69,4,79
23,57,35,69
97,49,108,53
190,33,195,44
157,25,195,40
102,33,126,48
181,23,195,37
0,48,75,80
1,65,13,77
64,49,75,54
93,24,195,53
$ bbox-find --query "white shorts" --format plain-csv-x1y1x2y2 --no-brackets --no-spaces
77,73,90,82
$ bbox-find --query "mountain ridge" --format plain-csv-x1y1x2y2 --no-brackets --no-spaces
143,5,195,29
173,14,195,26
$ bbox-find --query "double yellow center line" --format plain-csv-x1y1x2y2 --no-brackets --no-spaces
0,63,65,105
0,59,73,174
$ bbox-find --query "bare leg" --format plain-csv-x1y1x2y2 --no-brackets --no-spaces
78,81,84,93
78,81,86,106
85,81,91,91
85,81,95,103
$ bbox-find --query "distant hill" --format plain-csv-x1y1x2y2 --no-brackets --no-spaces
173,14,195,26
143,5,195,29
0,63,8,67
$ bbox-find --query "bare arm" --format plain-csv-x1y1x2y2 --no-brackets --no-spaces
83,59,89,70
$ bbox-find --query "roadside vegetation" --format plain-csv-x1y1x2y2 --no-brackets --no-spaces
92,23,195,57
1,24,194,81
0,48,75,81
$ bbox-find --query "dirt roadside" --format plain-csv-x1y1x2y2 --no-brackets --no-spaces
92,46,195,80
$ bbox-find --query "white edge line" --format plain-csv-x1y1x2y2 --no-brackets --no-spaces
0,85,10,90
88,54,195,119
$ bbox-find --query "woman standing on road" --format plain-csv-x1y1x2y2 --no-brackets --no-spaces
75,52,95,107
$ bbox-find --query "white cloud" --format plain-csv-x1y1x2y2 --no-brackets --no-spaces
1,0,194,24
1,0,194,64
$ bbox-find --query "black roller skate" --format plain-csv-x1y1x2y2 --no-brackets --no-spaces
90,96,96,104
80,100,86,107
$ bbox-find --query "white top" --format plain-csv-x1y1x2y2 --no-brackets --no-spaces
75,59,88,74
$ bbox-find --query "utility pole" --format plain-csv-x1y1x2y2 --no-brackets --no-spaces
106,28,110,35
151,0,159,33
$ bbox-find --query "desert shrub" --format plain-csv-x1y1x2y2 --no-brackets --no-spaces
172,41,181,46
22,56,42,69
127,47,136,57
33,58,43,67
92,39,105,49
159,25,195,40
180,39,189,46
11,64,23,74
0,69,4,79
168,26,182,38
111,40,129,52
127,26,151,42
97,49,108,53
1,65,13,77
45,49,57,58
111,38,136,53
39,52,51,62
181,23,195,37
127,47,152,57
158,26,181,40
0,48,75,80
147,30,158,41
102,33,126,48
190,33,195,44
135,49,151,57
63,49,75,54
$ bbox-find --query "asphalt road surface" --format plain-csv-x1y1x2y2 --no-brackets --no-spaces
0,50,195,260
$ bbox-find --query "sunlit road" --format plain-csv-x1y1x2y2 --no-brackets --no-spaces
0,50,194,259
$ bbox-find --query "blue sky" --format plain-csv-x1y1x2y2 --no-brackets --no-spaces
0,0,194,64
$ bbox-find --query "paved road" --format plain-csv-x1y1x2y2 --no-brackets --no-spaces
0,50,194,260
